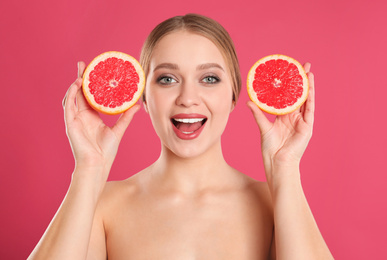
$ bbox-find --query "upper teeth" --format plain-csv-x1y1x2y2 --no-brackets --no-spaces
174,118,205,123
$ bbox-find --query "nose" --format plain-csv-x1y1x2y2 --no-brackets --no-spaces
175,82,201,107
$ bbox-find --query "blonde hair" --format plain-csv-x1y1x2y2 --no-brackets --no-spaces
140,13,242,103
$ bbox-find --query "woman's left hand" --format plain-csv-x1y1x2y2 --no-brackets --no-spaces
247,63,315,176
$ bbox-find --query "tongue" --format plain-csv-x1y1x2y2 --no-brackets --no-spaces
176,122,203,133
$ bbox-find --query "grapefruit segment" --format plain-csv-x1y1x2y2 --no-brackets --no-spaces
247,54,309,115
82,51,145,115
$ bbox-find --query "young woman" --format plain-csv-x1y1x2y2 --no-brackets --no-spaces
29,14,333,259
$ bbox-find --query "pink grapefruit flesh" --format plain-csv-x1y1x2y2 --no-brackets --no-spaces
82,51,145,115
247,54,309,115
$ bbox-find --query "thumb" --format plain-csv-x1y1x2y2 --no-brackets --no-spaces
112,104,141,140
78,61,86,78
246,101,272,135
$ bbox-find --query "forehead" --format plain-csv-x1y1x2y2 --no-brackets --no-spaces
150,31,227,69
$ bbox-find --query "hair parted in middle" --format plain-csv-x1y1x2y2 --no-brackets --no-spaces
139,13,242,104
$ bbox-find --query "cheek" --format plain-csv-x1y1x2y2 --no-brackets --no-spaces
147,97,163,124
146,87,174,130
205,91,233,130
147,88,171,112
209,87,234,112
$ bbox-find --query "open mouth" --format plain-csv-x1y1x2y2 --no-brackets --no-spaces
171,117,207,134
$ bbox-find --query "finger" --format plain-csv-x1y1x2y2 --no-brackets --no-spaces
303,72,315,125
246,101,273,135
64,78,82,123
303,62,311,73
112,104,141,140
75,61,93,112
78,61,86,79
75,83,93,112
299,62,311,114
62,87,70,109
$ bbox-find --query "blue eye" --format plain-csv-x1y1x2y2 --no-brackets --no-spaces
202,76,220,84
158,76,177,85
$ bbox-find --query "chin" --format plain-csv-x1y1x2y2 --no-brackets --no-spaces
167,145,206,159
163,137,221,160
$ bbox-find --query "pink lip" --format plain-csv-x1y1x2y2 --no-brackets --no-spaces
172,113,207,119
171,113,207,140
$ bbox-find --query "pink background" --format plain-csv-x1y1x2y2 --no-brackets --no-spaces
1,0,386,258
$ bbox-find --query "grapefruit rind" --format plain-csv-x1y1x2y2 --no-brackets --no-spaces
82,51,145,115
247,54,309,115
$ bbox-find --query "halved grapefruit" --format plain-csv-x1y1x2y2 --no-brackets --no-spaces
247,54,309,115
82,51,145,115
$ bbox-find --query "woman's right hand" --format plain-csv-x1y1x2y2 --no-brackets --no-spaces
63,62,140,180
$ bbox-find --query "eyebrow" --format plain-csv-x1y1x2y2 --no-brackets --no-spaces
153,62,224,72
153,63,179,72
196,63,224,72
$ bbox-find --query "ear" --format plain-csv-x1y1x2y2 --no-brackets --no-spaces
143,100,149,113
230,100,236,112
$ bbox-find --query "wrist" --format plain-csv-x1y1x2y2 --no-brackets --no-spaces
74,157,113,173
263,156,300,175
71,165,110,198
265,163,301,192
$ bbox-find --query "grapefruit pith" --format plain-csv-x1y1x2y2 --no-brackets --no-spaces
82,51,145,115
247,54,309,115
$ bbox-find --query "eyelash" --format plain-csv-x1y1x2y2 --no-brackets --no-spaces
157,76,177,85
156,75,221,85
202,75,220,84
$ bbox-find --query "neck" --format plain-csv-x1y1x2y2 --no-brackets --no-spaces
148,140,235,195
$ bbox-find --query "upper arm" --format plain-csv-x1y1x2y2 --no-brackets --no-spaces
252,181,275,260
268,228,276,260
86,200,107,260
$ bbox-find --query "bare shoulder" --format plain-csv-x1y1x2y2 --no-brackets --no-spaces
95,171,145,218
101,176,139,199
239,173,273,215
247,178,271,202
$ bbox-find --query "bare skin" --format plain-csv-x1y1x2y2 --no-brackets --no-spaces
90,169,274,260
28,31,333,260
86,33,274,259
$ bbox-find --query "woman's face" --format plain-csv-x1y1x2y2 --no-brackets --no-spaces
145,30,234,158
